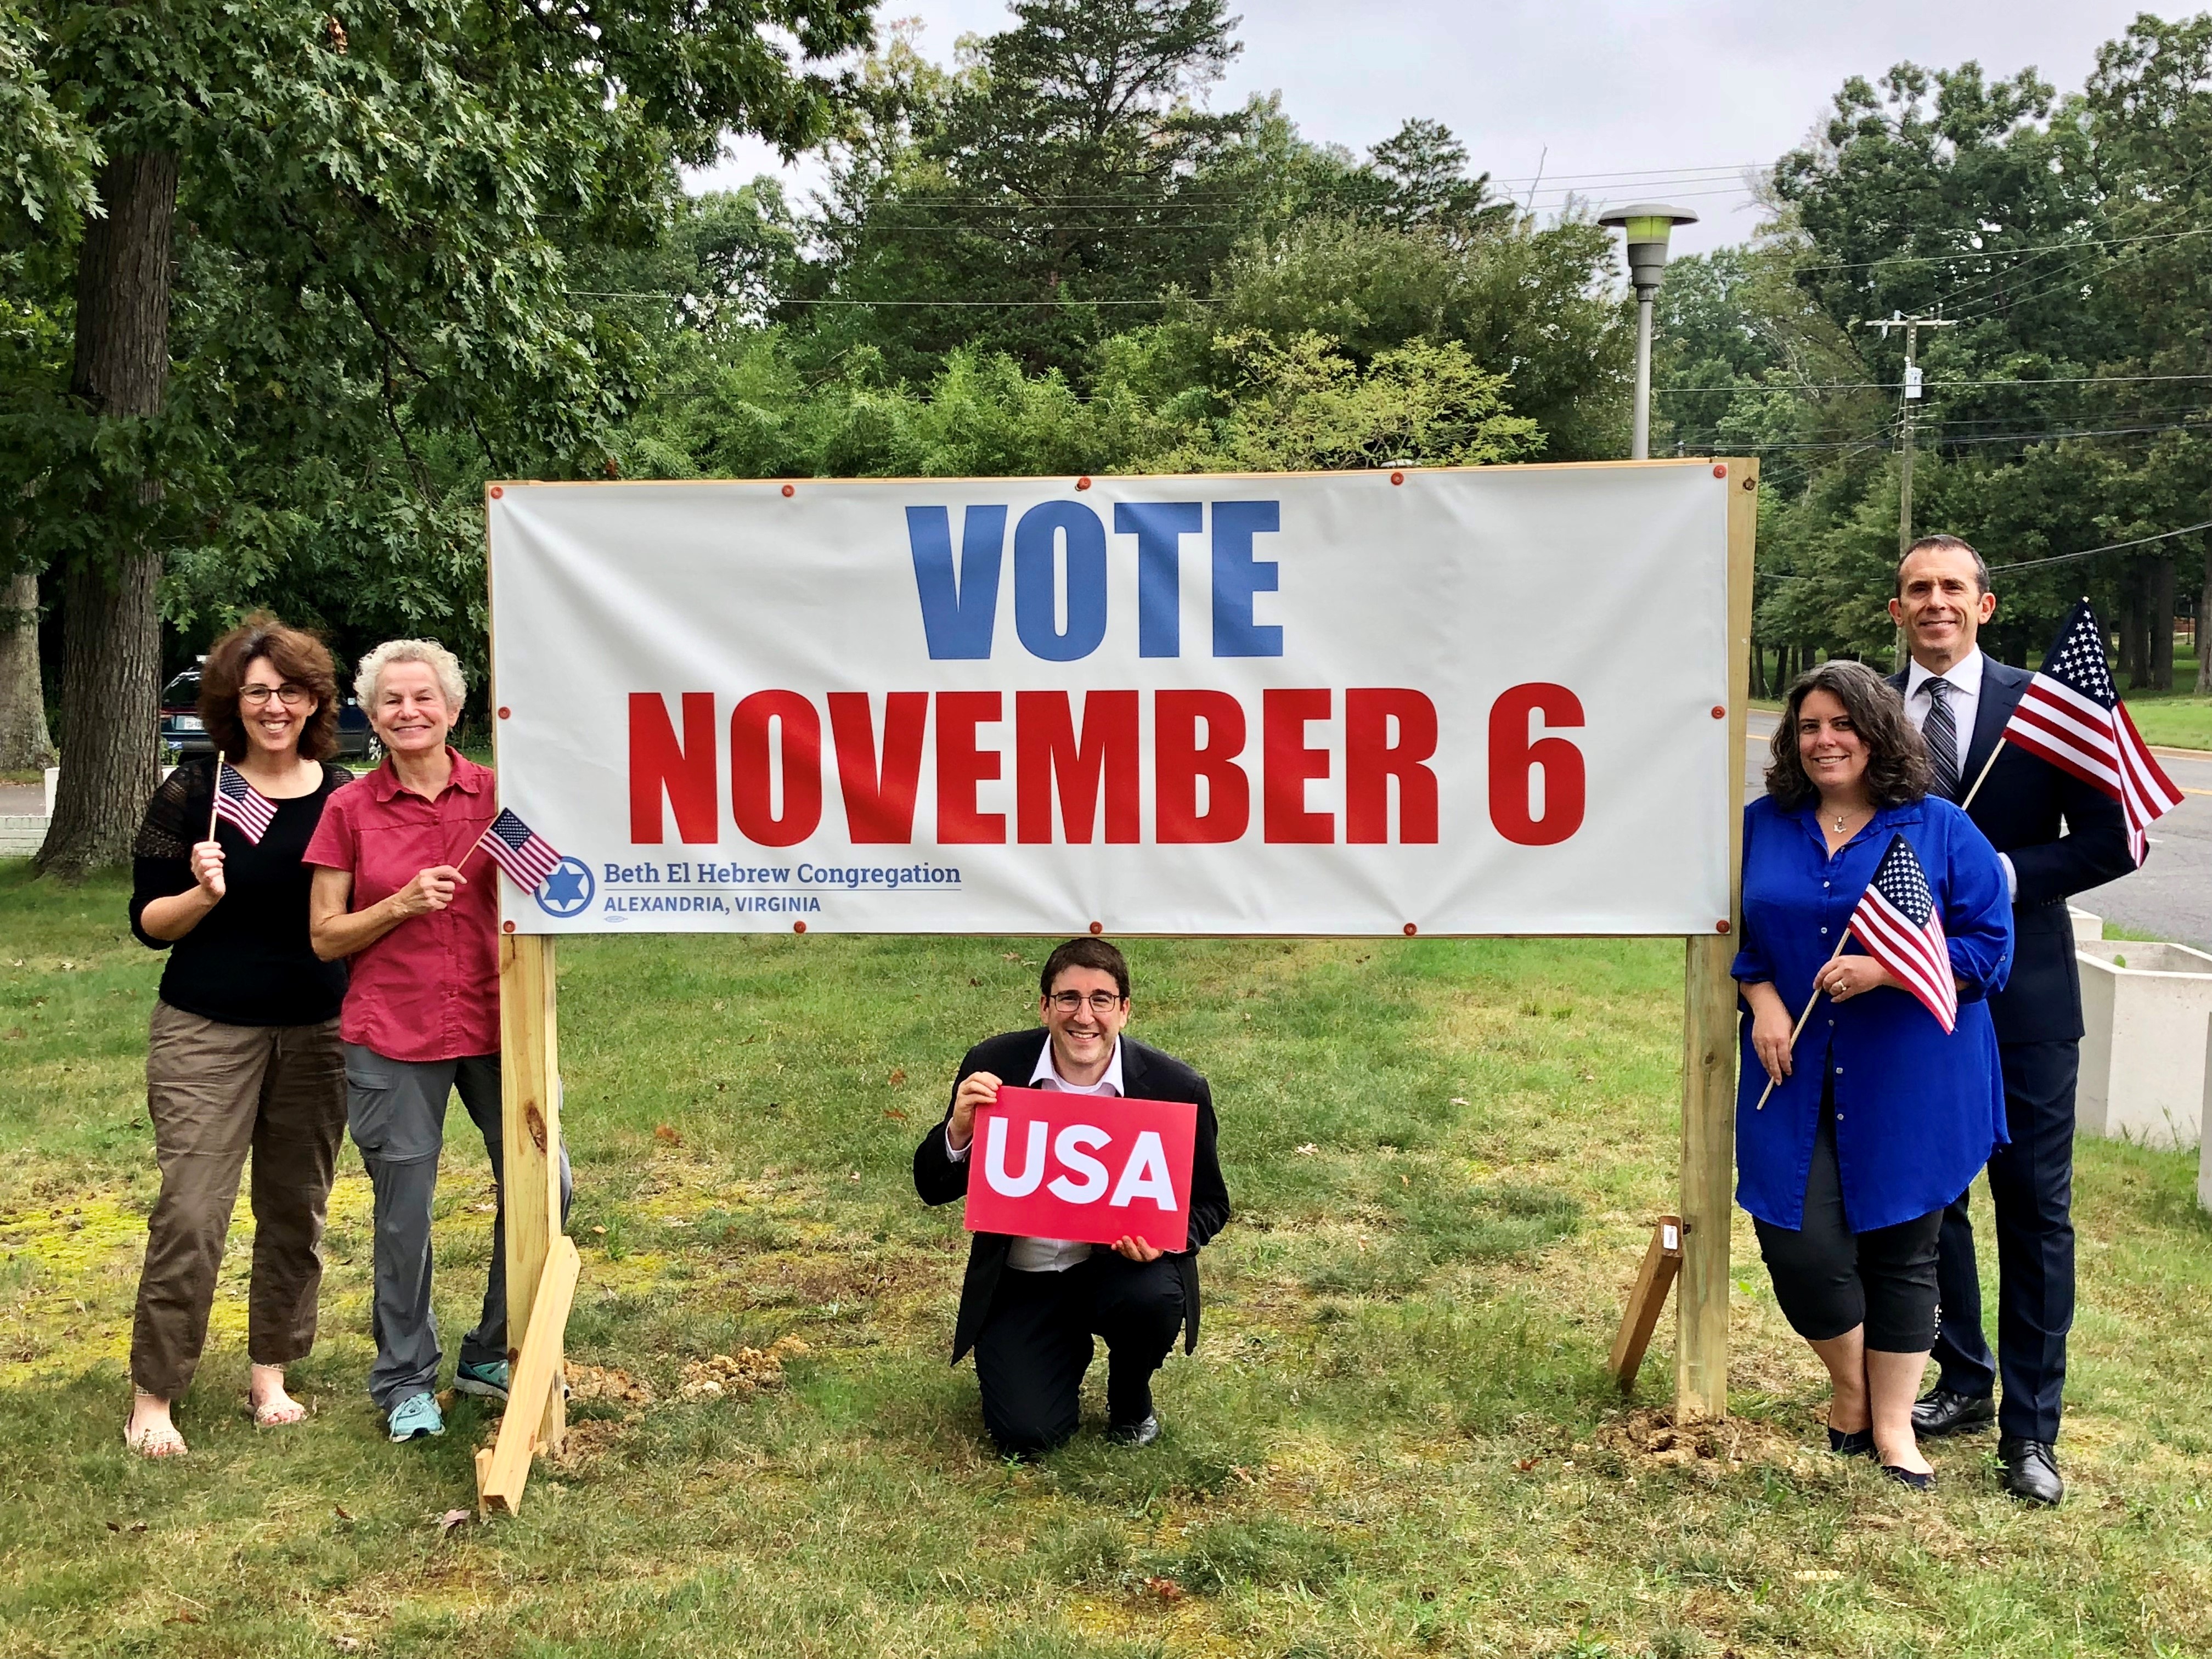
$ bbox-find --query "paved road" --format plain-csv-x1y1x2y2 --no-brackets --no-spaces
1747,712,2212,952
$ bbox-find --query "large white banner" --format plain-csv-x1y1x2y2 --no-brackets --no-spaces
486,464,1735,936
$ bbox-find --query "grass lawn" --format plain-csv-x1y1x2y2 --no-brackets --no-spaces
3,866,2209,1658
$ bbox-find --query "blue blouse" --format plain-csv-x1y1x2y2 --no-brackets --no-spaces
1731,794,2014,1233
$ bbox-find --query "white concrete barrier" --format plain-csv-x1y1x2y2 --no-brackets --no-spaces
2078,939,2212,1148
2069,907,2102,946
2200,1017,2212,1213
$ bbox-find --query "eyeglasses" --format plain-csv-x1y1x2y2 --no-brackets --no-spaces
1048,991,1125,1015
239,684,313,708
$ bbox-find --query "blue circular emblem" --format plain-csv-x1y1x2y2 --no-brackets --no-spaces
534,856,595,918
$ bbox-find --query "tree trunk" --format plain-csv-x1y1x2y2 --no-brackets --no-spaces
1749,637,1767,699
0,568,56,770
2121,564,2147,689
2198,552,2212,695
2148,554,2176,692
36,151,178,877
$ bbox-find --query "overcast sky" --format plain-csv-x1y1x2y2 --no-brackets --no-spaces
688,0,2177,257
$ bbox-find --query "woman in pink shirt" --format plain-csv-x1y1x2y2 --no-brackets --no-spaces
305,639,570,1443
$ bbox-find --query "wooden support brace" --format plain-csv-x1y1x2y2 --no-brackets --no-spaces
1608,1215,1683,1390
477,1235,580,1516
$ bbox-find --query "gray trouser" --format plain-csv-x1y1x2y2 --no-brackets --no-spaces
342,1045,573,1411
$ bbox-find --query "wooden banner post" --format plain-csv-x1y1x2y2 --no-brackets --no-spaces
1673,456,1757,1421
475,930,568,1514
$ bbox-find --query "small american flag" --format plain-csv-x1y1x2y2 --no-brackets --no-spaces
211,758,277,845
2001,600,2183,865
1847,833,1957,1034
475,808,563,891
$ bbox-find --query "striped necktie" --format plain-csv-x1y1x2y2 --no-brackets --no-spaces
1923,676,1960,800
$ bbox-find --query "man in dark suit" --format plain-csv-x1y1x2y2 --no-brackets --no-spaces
914,936,1230,1457
1886,534,2136,1506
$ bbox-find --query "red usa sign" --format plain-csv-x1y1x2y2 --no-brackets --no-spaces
962,1086,1198,1252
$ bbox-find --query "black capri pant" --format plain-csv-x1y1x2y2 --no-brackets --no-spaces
1754,1082,1944,1353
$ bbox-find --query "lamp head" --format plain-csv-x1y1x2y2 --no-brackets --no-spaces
1599,202,1699,294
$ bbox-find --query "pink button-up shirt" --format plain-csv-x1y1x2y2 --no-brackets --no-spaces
304,749,501,1063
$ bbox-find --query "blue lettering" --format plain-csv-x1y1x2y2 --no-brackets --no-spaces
1013,501,1108,662
906,505,1007,659
1115,501,1202,658
1212,500,1283,657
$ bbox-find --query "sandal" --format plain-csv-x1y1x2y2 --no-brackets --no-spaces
125,1415,189,1459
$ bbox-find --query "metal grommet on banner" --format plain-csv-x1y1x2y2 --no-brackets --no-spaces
503,920,516,934
1402,922,1417,936
1709,705,1724,719
1712,463,1727,478
1088,921,1103,935
1716,919,1731,934
793,921,807,934
1075,476,1092,491
498,706,512,720
781,483,795,497
489,486,504,499
1390,471,1404,486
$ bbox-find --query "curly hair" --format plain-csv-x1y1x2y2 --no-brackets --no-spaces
199,613,340,762
1764,659,1933,811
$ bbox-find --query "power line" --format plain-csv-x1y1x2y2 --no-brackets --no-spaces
1792,224,2212,275
1656,372,2212,394
1985,520,2212,572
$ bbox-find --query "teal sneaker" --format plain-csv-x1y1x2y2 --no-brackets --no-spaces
386,1391,444,1442
454,1359,510,1402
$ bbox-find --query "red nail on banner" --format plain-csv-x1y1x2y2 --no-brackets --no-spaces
961,1086,1197,1253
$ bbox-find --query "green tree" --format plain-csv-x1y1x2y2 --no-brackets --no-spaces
8,0,872,872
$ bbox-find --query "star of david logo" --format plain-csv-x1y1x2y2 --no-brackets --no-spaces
535,856,595,918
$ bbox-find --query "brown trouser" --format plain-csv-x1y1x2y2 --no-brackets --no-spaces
131,1002,347,1398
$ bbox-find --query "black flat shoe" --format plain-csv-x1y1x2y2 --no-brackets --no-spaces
1882,1464,1936,1492
1912,1388,1995,1438
1827,1426,1876,1458
1998,1436,2063,1506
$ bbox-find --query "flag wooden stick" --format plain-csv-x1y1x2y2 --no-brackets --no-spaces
1955,742,2004,812
206,755,224,844
1752,931,1850,1110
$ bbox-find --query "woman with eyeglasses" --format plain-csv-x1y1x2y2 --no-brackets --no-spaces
125,616,356,1457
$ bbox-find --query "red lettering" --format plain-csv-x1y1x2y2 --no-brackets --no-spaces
1488,682,1585,846
936,691,1006,843
1262,689,1333,843
1346,688,1438,843
827,692,928,844
628,692,718,844
1015,691,1140,844
1155,690,1249,843
730,691,822,847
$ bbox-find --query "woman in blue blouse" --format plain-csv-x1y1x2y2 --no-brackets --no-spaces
1735,659,2012,1490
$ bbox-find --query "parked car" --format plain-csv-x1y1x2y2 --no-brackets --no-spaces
160,664,378,763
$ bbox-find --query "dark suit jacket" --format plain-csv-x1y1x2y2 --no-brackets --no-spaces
913,1029,1231,1364
1889,657,2136,1042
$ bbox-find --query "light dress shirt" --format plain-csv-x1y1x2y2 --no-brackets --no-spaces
1902,647,2016,899
945,1038,1126,1271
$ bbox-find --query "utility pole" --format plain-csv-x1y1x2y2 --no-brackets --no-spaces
1867,312,1957,665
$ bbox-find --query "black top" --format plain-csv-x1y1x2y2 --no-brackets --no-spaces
915,1029,1231,1364
1888,659,2135,1043
129,757,353,1028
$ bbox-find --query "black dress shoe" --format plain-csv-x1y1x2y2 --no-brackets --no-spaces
1912,1388,1995,1438
1106,1413,1160,1448
1882,1464,1936,1492
1998,1437,2063,1506
1827,1425,1876,1458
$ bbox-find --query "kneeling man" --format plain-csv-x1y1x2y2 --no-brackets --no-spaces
915,938,1229,1456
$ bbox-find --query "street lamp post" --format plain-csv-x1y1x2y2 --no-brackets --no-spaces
1599,204,1699,460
